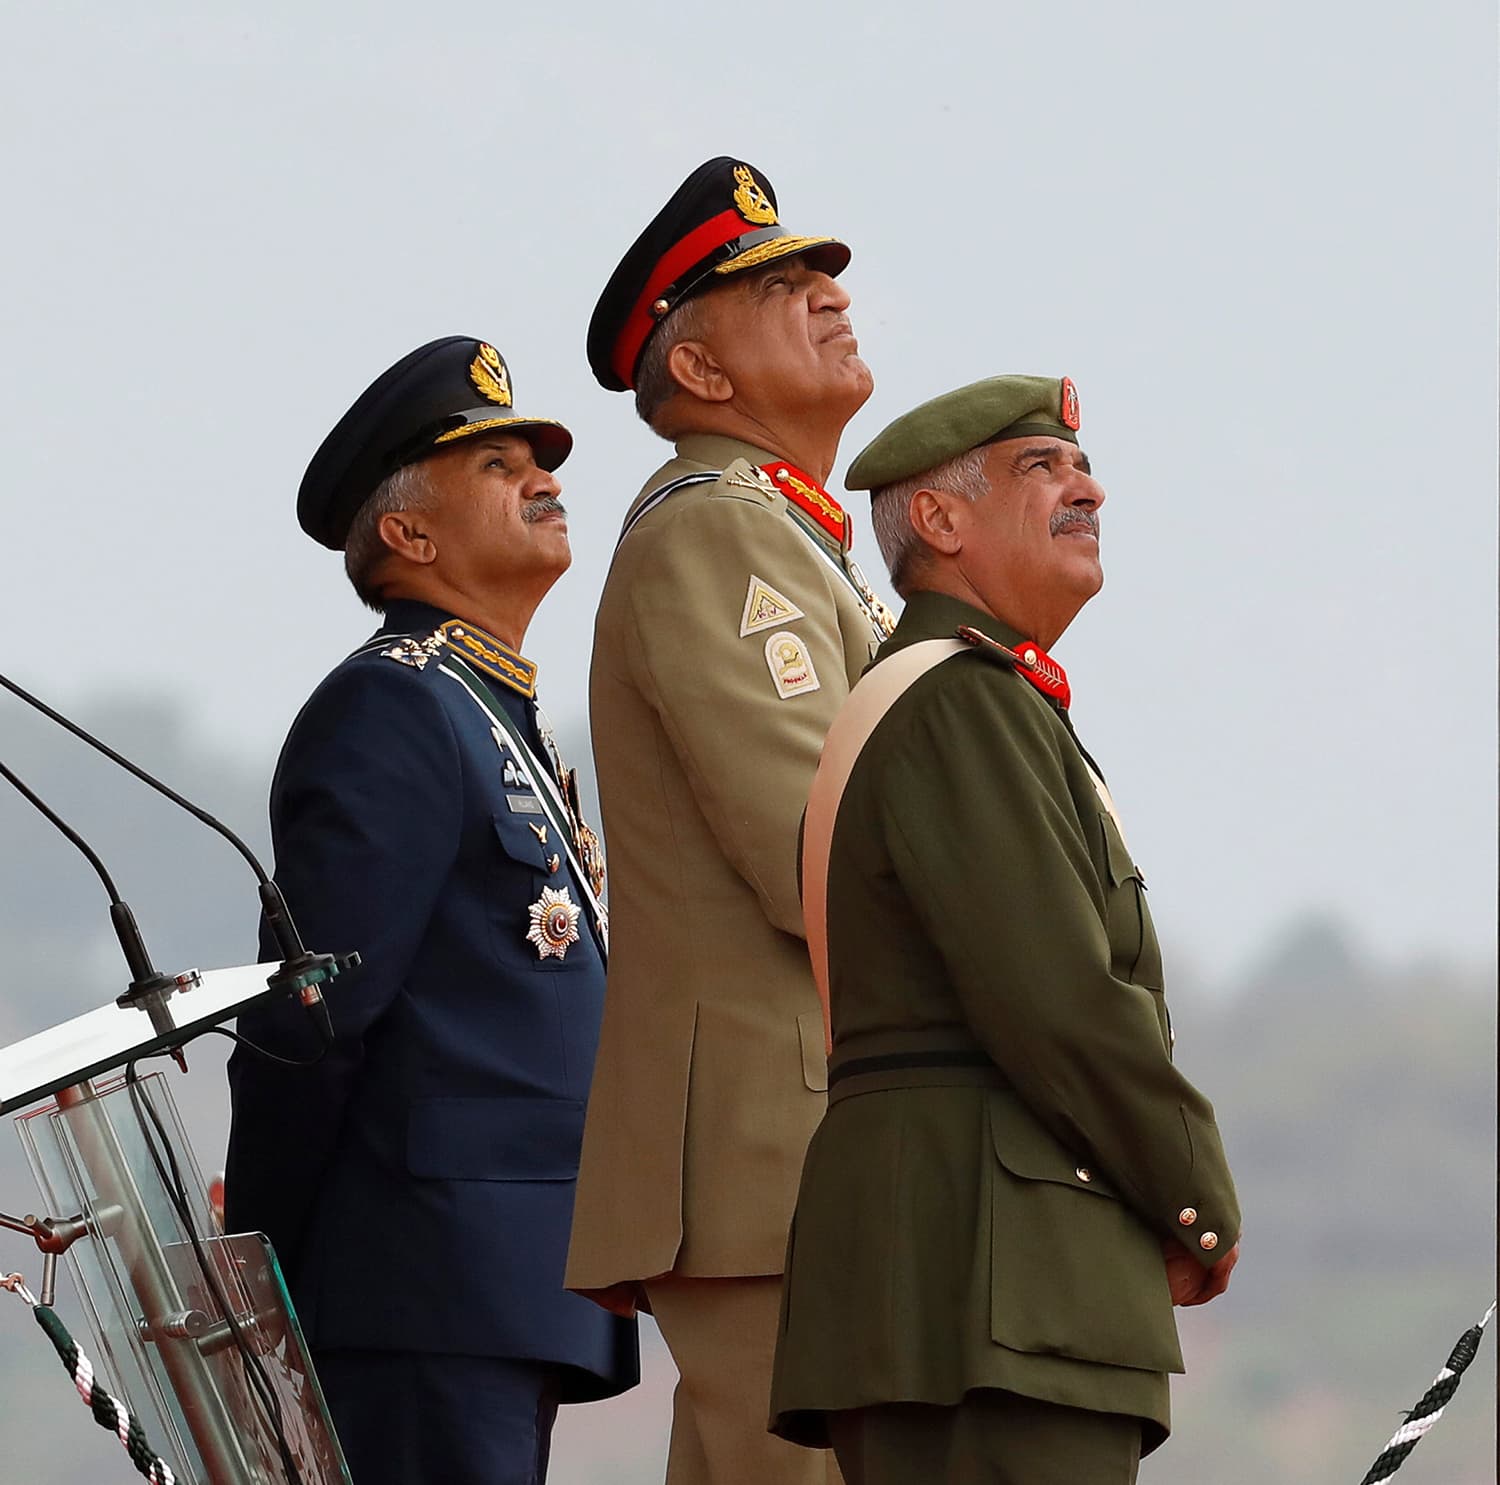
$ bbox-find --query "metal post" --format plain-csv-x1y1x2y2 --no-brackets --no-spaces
55,1080,254,1484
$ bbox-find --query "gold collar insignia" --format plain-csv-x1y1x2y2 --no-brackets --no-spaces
438,619,537,699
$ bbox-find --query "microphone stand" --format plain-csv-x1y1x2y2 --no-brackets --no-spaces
0,689,358,1482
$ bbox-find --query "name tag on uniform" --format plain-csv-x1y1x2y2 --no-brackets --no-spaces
506,794,544,814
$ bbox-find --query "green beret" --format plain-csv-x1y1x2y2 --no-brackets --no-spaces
845,374,1081,493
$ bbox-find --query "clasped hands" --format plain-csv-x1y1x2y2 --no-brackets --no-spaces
1163,1237,1239,1307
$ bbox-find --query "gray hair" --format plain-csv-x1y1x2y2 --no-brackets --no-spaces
343,461,436,611
869,447,991,595
633,293,711,434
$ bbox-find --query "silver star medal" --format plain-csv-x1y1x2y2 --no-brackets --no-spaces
526,886,581,960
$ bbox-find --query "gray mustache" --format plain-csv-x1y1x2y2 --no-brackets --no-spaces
1051,509,1099,538
522,496,567,524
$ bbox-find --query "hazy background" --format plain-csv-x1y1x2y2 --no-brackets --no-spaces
0,1,1494,1481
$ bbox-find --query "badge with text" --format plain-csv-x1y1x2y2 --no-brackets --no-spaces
740,574,805,637
764,630,821,700
526,886,582,960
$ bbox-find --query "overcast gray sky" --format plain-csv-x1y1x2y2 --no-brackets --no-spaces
2,0,1495,980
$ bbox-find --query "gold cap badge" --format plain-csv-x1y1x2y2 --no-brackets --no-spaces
469,343,513,407
732,165,777,226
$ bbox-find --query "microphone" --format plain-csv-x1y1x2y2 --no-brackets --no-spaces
0,670,353,1040
0,756,180,1039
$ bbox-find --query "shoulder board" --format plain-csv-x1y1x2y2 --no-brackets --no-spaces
956,625,1020,668
377,621,537,700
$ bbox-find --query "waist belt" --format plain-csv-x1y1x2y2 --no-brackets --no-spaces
827,1028,1009,1105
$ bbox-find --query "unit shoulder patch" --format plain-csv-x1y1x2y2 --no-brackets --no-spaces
764,630,821,700
740,575,805,637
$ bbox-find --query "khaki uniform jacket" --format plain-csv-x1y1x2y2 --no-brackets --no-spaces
770,591,1240,1451
566,434,883,1290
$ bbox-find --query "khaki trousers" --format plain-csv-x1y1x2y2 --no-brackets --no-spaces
645,1275,843,1485
827,1391,1141,1485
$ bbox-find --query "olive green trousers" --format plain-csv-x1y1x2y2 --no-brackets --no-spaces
826,1390,1142,1485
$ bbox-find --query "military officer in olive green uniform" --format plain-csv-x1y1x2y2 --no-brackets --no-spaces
566,158,892,1485
770,376,1241,1484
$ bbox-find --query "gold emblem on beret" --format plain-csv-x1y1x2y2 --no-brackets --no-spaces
732,165,777,226
469,343,513,407
526,886,582,960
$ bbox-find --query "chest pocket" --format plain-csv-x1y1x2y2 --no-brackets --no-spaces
492,800,556,872
489,808,591,972
1099,811,1164,991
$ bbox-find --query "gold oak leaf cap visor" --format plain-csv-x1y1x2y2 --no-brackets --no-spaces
586,155,851,394
297,335,574,550
845,375,1082,493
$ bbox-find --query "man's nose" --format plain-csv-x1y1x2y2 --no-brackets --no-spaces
1068,472,1105,510
811,272,851,314
528,466,563,500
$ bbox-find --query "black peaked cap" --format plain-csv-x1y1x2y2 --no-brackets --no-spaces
297,336,573,550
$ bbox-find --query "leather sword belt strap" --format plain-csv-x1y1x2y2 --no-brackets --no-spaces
827,1027,1009,1105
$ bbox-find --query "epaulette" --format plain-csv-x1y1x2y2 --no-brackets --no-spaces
956,625,1071,708
380,619,538,700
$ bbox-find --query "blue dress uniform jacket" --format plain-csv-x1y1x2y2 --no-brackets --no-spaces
225,599,637,1401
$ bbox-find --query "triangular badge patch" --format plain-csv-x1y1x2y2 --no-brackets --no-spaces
739,575,805,637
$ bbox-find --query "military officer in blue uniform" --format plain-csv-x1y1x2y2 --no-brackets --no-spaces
224,336,638,1484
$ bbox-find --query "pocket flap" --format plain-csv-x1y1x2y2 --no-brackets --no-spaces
406,1095,584,1181
492,809,552,871
989,1094,1117,1198
1099,810,1139,888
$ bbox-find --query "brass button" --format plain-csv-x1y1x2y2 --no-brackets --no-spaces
1199,1231,1218,1251
1075,1167,1092,1183
1178,1207,1197,1226
651,298,670,317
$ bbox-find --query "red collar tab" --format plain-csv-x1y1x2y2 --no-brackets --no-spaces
956,625,1071,708
761,461,848,545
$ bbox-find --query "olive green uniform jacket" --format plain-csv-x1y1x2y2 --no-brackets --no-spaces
566,434,883,1292
770,591,1240,1452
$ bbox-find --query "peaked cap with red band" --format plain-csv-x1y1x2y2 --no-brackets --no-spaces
586,156,851,393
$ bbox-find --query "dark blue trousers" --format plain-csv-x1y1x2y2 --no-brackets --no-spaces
315,1350,561,1484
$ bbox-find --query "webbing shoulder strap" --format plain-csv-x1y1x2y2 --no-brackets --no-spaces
616,471,719,548
802,638,967,1052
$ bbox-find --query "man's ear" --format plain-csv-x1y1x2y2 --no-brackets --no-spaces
665,339,734,405
907,488,965,558
376,509,438,567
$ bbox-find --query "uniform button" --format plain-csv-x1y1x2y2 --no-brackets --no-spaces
1178,1207,1197,1226
1199,1231,1219,1251
1075,1167,1092,1183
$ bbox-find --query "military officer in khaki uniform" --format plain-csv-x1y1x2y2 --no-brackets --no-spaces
566,157,892,1484
770,376,1241,1483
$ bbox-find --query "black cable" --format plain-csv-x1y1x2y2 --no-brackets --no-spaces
0,757,123,903
196,1022,330,1068
125,1056,306,1485
0,672,270,887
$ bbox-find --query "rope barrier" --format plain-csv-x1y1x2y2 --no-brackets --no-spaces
2,1270,178,1485
1357,1301,1495,1483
